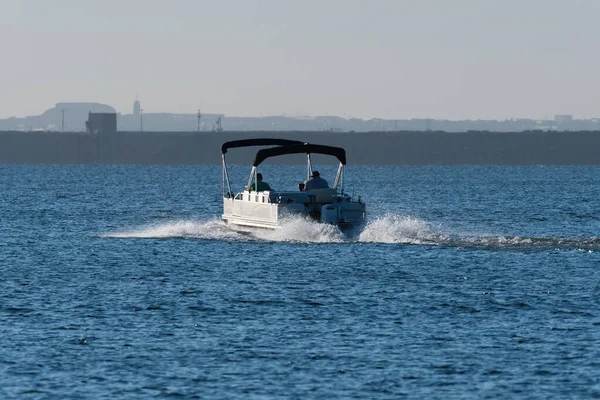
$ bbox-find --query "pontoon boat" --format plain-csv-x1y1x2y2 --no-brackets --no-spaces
221,139,366,231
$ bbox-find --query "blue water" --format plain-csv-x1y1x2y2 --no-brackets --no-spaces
2,164,600,399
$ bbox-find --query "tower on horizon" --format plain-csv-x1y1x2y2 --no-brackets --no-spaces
133,96,141,118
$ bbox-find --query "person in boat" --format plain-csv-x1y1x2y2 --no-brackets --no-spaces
304,171,328,190
249,173,272,191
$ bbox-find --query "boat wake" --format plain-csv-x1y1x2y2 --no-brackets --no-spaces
103,217,347,243
102,220,244,241
102,215,600,251
358,214,446,244
251,216,347,243
444,235,600,252
360,214,600,251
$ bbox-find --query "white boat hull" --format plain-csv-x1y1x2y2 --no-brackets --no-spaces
222,189,365,231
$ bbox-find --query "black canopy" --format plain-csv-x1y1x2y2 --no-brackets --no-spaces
221,138,304,154
253,143,346,167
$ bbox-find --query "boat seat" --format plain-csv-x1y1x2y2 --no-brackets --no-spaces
269,192,311,204
305,188,338,203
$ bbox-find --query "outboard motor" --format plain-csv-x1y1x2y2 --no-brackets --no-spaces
320,204,338,224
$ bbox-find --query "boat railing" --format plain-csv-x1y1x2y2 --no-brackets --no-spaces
230,188,345,205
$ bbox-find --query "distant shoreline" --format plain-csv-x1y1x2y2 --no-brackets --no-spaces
1,130,599,165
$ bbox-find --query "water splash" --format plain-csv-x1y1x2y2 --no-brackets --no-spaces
102,219,245,241
101,214,450,245
102,215,600,252
358,214,444,244
253,215,346,243
102,216,345,244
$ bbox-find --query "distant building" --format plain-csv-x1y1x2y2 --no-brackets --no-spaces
86,112,117,135
555,115,573,123
133,97,141,118
35,102,116,132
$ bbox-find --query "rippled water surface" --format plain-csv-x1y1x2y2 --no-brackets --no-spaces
2,164,600,399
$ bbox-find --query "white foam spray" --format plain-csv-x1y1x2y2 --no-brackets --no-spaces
103,214,598,251
358,214,444,244
102,214,443,245
102,219,245,241
253,215,346,243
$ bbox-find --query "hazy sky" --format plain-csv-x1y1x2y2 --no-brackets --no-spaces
1,0,598,120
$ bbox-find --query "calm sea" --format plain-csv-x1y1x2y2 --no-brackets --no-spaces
2,164,600,399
